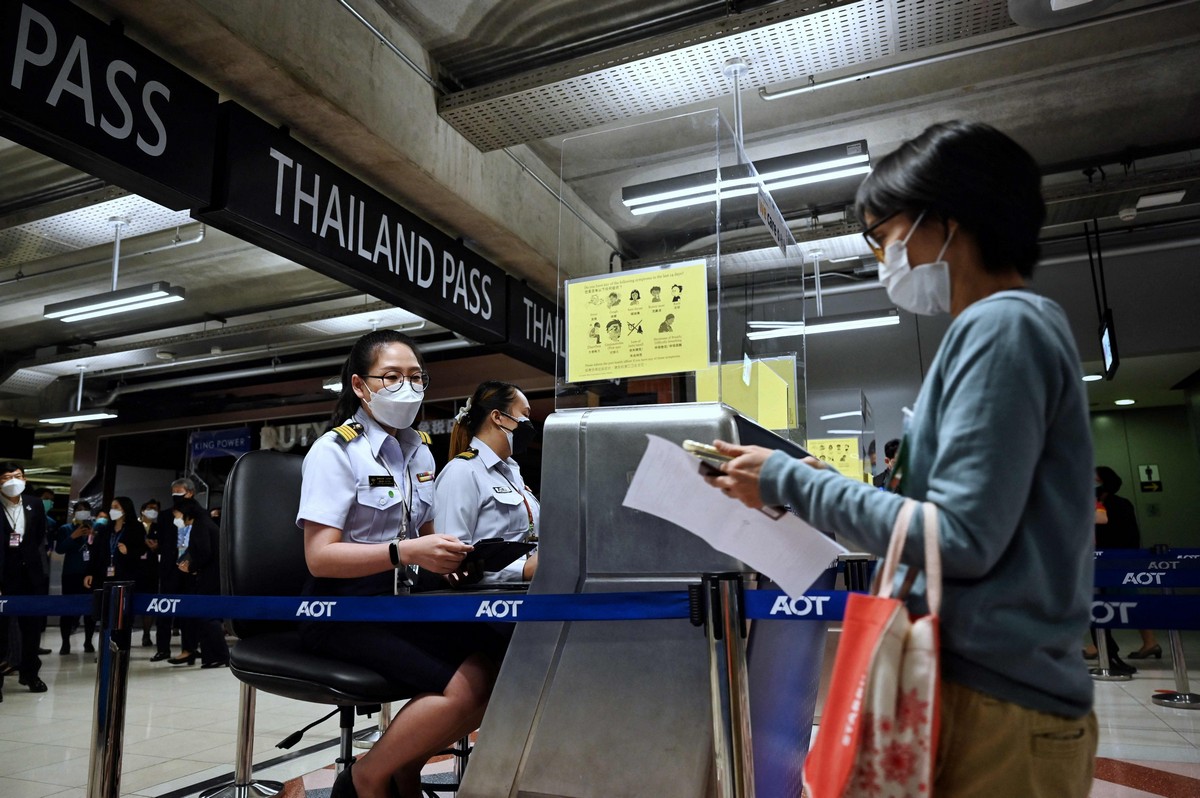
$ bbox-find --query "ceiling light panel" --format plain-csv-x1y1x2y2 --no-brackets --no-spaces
0,193,191,260
439,0,1015,151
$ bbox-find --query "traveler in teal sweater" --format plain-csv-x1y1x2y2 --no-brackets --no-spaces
709,121,1097,797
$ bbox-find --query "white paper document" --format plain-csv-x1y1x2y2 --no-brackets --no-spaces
622,434,847,598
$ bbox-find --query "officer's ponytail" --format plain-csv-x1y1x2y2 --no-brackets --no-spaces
330,330,426,426
449,380,520,459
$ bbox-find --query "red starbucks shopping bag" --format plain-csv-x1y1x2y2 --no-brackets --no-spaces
803,499,942,798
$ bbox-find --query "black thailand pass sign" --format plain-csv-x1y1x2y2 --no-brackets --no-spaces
202,103,506,342
0,0,217,209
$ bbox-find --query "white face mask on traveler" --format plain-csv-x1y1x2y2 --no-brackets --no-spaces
879,210,955,316
1,477,25,498
364,382,423,430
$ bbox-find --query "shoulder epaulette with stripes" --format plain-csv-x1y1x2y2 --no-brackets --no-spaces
455,447,478,460
418,430,432,446
331,421,364,443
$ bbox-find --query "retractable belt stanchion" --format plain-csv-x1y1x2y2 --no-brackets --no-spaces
694,573,755,798
86,581,134,798
353,702,391,749
1148,545,1200,710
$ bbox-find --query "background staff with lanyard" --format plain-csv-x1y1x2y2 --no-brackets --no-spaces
298,330,507,798
435,380,540,586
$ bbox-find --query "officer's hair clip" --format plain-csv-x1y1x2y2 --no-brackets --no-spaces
453,398,472,424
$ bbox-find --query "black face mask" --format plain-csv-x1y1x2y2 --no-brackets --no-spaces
1095,485,1106,499
500,413,537,456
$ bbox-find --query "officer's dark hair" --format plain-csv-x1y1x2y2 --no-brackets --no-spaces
854,120,1045,278
449,381,521,459
141,499,159,511
112,496,137,524
331,330,427,424
73,499,92,512
1096,465,1122,495
884,438,901,460
0,461,24,476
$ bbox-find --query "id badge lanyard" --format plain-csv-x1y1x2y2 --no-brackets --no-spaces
393,465,415,595
499,470,536,543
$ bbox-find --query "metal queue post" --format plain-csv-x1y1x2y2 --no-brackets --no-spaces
1147,544,1200,710
87,581,135,798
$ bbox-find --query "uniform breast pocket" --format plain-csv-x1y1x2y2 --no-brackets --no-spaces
353,485,405,543
413,483,435,524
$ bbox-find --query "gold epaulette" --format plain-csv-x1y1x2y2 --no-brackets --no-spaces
332,421,364,442
418,430,432,446
455,447,478,460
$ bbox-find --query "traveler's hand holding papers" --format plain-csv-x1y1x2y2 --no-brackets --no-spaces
622,435,846,598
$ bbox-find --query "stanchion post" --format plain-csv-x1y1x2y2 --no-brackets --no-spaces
86,581,135,798
839,553,874,592
354,702,391,749
701,573,755,798
1149,545,1200,709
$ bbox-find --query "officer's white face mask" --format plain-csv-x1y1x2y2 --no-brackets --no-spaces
879,210,955,316
109,509,124,521
1,477,26,498
173,517,186,529
365,382,423,430
75,510,92,522
143,509,159,521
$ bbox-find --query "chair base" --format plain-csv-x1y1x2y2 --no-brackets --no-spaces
199,779,285,798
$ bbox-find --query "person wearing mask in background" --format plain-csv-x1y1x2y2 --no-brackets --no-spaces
55,500,97,655
0,462,50,697
873,438,902,489
85,497,145,594
149,479,195,661
707,121,1097,797
436,381,540,587
169,498,227,668
299,330,505,798
136,500,162,649
1084,466,1159,663
31,487,56,656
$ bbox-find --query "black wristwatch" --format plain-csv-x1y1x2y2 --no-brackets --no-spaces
388,537,401,567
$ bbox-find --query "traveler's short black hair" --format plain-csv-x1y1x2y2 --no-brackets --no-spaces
884,438,900,459
855,120,1045,278
1096,465,1122,494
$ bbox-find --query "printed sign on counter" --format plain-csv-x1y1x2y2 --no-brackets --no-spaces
565,261,709,383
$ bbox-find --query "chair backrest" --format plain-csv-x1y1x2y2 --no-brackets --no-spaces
221,449,306,637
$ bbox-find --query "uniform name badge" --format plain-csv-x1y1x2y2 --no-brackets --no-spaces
8,530,19,547
106,565,116,577
82,548,90,562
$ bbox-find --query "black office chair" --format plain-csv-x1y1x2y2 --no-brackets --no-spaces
202,449,465,798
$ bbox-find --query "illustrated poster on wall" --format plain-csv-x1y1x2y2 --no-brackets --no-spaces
565,261,709,383
806,437,866,482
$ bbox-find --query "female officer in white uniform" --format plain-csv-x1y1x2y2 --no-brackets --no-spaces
435,380,539,586
297,331,508,798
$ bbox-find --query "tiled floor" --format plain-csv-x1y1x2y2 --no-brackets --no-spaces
0,628,1196,797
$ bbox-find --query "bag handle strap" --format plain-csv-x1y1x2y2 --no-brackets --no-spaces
873,498,943,616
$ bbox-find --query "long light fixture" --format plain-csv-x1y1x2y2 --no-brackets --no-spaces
44,280,186,322
38,366,118,425
621,141,870,216
746,310,899,341
43,216,186,323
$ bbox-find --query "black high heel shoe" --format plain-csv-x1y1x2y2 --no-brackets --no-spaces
167,652,196,666
1127,644,1162,660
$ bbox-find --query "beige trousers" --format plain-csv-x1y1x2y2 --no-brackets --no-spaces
934,680,1098,798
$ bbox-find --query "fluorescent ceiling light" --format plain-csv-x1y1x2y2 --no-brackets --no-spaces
1135,190,1186,210
44,281,185,322
323,376,343,393
622,141,869,216
826,429,864,435
1081,374,1103,382
1114,399,1135,406
819,411,862,420
746,311,899,340
39,410,118,424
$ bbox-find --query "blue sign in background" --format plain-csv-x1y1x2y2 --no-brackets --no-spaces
189,427,252,461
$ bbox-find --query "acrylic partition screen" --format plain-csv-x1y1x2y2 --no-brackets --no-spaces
555,108,808,442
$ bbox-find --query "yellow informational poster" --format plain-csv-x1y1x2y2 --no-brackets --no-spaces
565,261,709,383
807,437,866,482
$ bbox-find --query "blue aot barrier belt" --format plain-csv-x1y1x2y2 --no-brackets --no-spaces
3,587,1197,628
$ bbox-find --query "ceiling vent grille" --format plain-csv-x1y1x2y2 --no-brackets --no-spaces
438,0,1015,151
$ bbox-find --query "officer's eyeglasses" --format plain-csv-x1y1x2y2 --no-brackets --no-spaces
860,210,902,262
362,372,430,393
